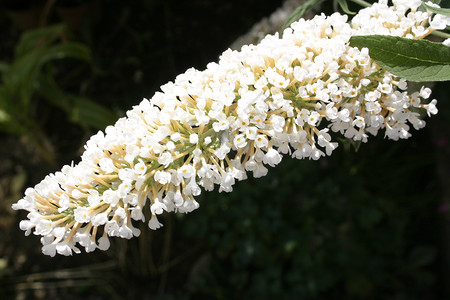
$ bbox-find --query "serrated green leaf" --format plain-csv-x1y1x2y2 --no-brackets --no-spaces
422,1,450,16
338,0,355,15
281,0,325,34
349,35,450,82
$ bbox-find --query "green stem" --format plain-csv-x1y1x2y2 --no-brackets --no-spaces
431,30,450,39
199,127,215,141
348,0,371,8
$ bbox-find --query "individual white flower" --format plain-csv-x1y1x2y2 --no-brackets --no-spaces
126,203,143,219
365,90,381,102
429,14,450,30
295,109,309,126
118,168,136,181
158,152,174,167
246,160,268,178
254,135,269,149
178,164,195,179
150,200,167,215
92,212,108,226
338,109,351,122
215,144,231,160
307,111,321,126
325,103,338,119
97,233,110,251
99,158,115,174
317,129,338,156
212,113,230,132
155,170,172,184
180,197,199,213
114,206,127,218
233,134,247,148
34,219,53,236
425,99,438,116
171,132,181,142
118,181,133,198
352,116,365,128
55,244,72,256
134,160,147,175
263,148,282,167
184,179,202,196
190,133,199,144
270,115,286,132
204,136,212,145
102,189,120,207
19,220,34,236
148,214,163,229
58,193,71,212
419,87,432,99
245,126,258,140
42,243,57,257
71,189,83,199
74,207,90,223
310,145,325,160
219,173,235,192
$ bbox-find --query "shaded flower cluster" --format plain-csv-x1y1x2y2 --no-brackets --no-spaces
13,0,443,256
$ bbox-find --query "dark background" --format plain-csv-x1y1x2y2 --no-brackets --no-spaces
0,0,449,299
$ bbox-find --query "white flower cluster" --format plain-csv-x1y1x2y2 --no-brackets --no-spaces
13,0,443,256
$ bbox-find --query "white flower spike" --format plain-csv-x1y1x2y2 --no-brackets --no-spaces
13,0,442,256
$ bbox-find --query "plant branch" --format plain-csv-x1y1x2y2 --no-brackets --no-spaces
348,0,371,8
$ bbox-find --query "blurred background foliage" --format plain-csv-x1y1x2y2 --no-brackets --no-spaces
0,0,449,299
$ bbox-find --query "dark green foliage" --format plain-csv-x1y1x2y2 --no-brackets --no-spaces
179,129,440,299
0,24,117,165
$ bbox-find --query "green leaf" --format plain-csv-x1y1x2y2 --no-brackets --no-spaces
40,42,92,65
0,87,27,135
3,41,91,108
422,1,450,16
338,0,355,15
349,35,450,82
15,24,67,58
424,0,442,4
281,0,325,34
35,75,72,112
2,49,45,108
71,97,118,130
36,76,118,130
